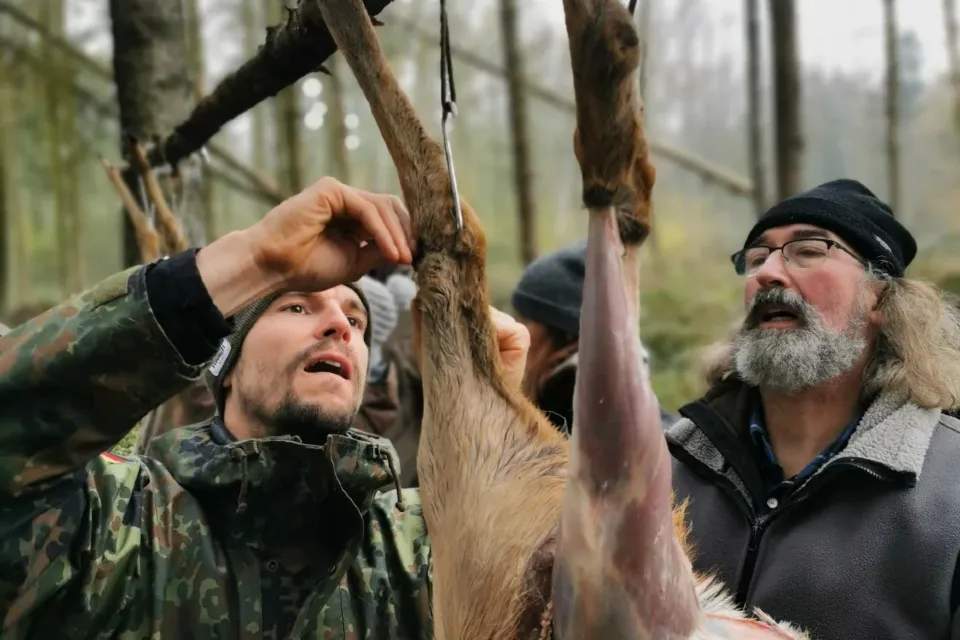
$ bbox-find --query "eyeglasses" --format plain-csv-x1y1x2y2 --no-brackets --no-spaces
730,238,867,276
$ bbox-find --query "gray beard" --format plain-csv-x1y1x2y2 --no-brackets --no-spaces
733,288,867,393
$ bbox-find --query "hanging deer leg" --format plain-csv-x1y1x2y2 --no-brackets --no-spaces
551,2,699,637
553,1,807,638
318,2,568,638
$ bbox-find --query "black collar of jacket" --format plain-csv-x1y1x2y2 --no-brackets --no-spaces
670,378,931,506
145,418,397,556
673,378,769,501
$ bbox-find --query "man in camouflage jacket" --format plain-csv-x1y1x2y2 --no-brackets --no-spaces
0,178,533,639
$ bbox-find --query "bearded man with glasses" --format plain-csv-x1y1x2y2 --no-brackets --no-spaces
667,179,960,639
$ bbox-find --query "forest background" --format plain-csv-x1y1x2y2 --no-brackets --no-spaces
1,0,958,412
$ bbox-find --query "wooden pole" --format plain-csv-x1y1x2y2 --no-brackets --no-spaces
884,0,901,212
769,0,803,199
499,0,538,264
745,0,767,215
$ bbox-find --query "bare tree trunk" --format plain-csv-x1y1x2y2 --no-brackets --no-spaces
0,69,7,316
267,1,304,194
110,0,198,266
184,0,204,100
636,0,653,100
242,2,268,174
275,86,303,193
40,0,81,295
745,0,767,216
768,0,802,199
884,0,901,212
946,0,960,133
184,0,214,241
4,55,28,307
499,0,538,265
326,56,352,182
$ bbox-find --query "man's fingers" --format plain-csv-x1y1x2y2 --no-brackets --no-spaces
490,306,529,388
388,195,415,262
392,195,415,256
337,187,401,262
490,307,530,354
354,188,413,264
369,192,413,264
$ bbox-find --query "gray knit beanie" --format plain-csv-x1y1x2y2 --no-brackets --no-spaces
511,241,587,337
357,275,398,382
205,282,370,415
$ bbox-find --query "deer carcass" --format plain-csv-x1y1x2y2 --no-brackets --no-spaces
319,0,807,637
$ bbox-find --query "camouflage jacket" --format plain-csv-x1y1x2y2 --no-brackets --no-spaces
0,267,432,639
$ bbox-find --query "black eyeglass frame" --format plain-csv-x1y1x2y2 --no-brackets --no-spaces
730,238,868,276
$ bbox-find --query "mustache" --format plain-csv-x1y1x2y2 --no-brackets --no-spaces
743,287,813,330
286,341,352,376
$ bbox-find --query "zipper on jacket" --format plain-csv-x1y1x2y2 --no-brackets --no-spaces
730,458,899,608
734,512,768,605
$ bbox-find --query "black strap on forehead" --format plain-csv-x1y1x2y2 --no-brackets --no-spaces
439,0,463,233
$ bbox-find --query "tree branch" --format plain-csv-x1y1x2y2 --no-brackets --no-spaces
0,32,284,207
152,0,395,167
100,158,160,261
206,143,284,204
130,142,189,252
2,0,750,199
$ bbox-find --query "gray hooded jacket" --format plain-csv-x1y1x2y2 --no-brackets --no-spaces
668,379,960,640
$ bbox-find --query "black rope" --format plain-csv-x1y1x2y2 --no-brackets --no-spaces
440,0,456,115
439,0,463,231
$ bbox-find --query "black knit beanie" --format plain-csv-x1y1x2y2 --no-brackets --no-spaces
743,179,916,277
511,241,587,337
205,282,371,415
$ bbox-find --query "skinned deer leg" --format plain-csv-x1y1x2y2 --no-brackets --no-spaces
317,2,569,638
555,1,808,638
552,205,701,639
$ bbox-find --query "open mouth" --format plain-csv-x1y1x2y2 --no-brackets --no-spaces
756,304,801,324
303,354,351,380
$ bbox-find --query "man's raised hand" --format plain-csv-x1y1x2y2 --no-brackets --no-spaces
198,177,414,317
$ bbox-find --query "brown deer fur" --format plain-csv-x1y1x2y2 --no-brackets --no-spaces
319,0,807,637
316,2,569,638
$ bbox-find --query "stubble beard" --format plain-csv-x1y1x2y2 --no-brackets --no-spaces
265,394,355,444
733,287,868,393
239,354,360,445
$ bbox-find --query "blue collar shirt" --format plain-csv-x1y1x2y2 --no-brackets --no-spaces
748,403,861,512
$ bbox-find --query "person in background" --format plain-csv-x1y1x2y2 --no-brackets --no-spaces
353,274,421,486
511,241,671,433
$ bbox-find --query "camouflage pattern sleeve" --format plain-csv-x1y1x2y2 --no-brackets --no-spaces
0,266,207,497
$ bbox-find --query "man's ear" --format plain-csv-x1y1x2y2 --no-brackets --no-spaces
867,279,890,325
